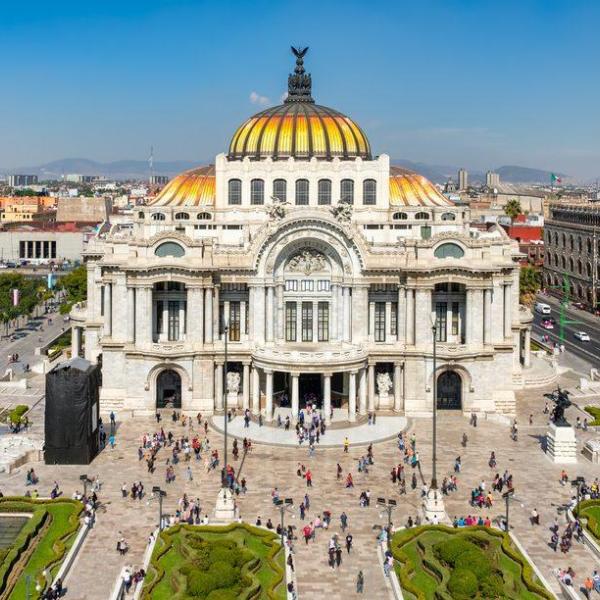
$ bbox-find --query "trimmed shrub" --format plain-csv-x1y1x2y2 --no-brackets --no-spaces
434,538,479,565
455,550,492,578
447,568,478,598
480,573,506,598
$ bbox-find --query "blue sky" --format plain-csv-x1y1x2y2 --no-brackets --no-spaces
2,0,599,179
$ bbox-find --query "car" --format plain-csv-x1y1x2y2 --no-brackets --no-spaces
572,302,586,310
574,331,591,342
535,302,551,315
541,320,554,330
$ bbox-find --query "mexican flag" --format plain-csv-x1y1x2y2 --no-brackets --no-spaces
551,173,562,184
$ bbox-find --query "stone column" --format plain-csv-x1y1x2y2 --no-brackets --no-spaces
351,286,367,343
312,301,319,342
291,373,299,421
368,364,375,412
242,363,250,410
187,286,204,344
484,288,492,345
252,366,260,413
127,287,135,342
368,300,375,342
265,369,273,421
337,285,344,340
343,287,351,342
215,361,223,411
393,362,403,412
503,283,512,339
161,301,168,341
104,282,112,337
330,284,338,341
348,371,357,422
204,287,213,343
136,286,152,345
179,301,186,341
415,288,432,347
213,285,220,341
323,372,332,424
240,300,247,341
406,287,415,345
385,301,392,341
471,289,483,346
359,367,367,415
465,288,474,344
266,286,274,342
248,287,255,341
276,284,284,341
254,286,265,344
397,286,406,342
71,326,81,358
524,329,532,368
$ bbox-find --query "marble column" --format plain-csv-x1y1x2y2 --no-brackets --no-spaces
337,285,344,340
385,301,392,341
254,286,265,344
248,287,255,341
368,364,375,412
343,287,351,342
471,289,483,346
405,287,415,345
276,284,284,341
524,329,532,368
127,287,135,342
266,286,274,342
323,373,332,424
252,366,260,414
265,369,273,421
71,326,81,358
503,283,512,339
215,362,223,411
291,373,299,421
368,300,375,342
484,288,492,345
136,286,152,345
330,284,338,341
104,283,112,337
240,300,247,341
348,371,357,422
204,287,213,343
393,362,403,412
213,285,220,341
397,286,406,342
415,288,432,347
359,367,367,415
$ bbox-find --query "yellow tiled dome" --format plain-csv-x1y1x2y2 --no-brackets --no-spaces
149,166,215,207
389,167,453,207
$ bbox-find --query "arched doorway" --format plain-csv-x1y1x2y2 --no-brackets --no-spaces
436,371,462,410
156,369,182,409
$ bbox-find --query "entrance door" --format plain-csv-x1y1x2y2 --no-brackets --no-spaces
299,373,322,408
436,371,461,410
156,369,182,409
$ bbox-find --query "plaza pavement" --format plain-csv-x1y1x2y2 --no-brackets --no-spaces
1,369,600,598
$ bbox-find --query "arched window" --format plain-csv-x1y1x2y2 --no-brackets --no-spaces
578,259,583,274
415,212,430,220
363,179,376,205
155,242,185,257
587,239,592,254
578,237,582,253
434,243,465,259
273,179,287,203
569,257,574,272
174,212,190,220
561,256,566,269
569,235,574,251
561,233,566,247
197,212,212,220
587,262,592,277
340,179,354,204
295,179,309,205
151,212,166,221
441,212,456,221
137,211,145,219
392,212,408,220
318,179,332,205
250,178,264,205
228,179,242,205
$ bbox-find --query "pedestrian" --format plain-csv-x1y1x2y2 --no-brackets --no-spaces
356,570,364,593
340,512,348,531
335,545,342,567
344,437,349,453
345,532,353,553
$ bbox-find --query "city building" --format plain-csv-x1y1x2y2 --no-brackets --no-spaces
65,174,98,183
7,174,38,187
71,50,533,419
0,196,56,224
501,215,544,266
56,197,112,223
458,168,468,191
543,202,599,308
150,175,169,185
486,171,500,188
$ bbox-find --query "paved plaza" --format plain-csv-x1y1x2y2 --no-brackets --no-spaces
1,367,600,598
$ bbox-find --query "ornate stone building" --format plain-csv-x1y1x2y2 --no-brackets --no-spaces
71,50,532,420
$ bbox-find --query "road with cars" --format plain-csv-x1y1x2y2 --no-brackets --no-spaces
532,294,600,365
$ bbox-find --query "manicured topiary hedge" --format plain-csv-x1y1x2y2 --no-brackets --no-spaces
0,497,82,599
390,525,553,600
140,522,286,600
8,404,28,425
575,499,600,540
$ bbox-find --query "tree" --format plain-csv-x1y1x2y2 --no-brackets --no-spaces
0,273,49,332
59,265,87,314
519,265,541,306
504,199,522,221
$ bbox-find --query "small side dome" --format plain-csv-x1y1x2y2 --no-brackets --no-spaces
148,166,215,207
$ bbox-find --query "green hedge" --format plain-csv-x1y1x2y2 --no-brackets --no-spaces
8,405,28,425
575,499,600,541
584,406,600,426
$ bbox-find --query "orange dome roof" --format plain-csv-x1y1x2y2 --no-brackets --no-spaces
149,166,215,207
389,167,453,207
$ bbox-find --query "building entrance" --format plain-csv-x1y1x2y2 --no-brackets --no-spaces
436,370,462,410
299,373,322,408
156,369,182,409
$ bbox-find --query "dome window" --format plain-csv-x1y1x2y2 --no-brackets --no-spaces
415,212,430,220
295,179,309,205
363,179,376,205
340,179,354,204
228,179,242,205
273,179,287,203
137,211,145,219
174,212,190,220
197,212,212,220
318,179,332,205
393,212,408,220
251,179,264,205
155,242,185,258
151,212,166,221
441,212,456,221
434,243,465,259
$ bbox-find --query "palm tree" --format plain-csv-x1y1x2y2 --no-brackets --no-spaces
504,199,522,222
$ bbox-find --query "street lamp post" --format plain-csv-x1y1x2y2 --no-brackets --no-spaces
222,322,229,489
377,498,397,536
502,489,515,532
274,498,294,549
152,486,167,530
572,476,585,513
79,474,89,497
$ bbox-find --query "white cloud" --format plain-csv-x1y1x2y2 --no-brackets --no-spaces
249,91,270,106
280,92,288,103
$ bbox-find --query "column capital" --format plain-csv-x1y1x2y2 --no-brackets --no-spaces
242,360,251,367
349,369,358,376
322,371,333,378
263,368,273,375
215,360,224,367
394,361,405,369
290,371,300,378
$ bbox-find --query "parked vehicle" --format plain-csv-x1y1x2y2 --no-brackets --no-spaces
574,331,591,342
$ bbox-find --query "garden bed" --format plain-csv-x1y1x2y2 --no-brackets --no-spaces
390,525,553,600
140,522,286,599
575,499,600,541
0,497,82,599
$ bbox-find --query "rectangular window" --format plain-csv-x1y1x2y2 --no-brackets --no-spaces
452,302,459,336
363,179,377,205
285,302,297,342
19,241,25,259
317,280,330,291
228,179,242,205
50,241,56,259
295,179,309,205
341,179,354,204
436,302,447,342
273,179,287,203
318,179,332,205
285,280,298,292
168,300,180,341
100,286,105,317
245,300,249,335
390,302,398,336
318,302,329,342
302,302,313,342
229,301,241,341
374,302,386,342
300,280,314,292
250,179,264,205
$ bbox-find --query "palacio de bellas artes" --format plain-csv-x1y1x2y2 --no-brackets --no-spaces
70,48,539,423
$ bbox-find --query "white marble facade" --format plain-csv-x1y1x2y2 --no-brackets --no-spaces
70,54,532,420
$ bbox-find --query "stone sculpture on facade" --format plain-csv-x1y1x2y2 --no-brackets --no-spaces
332,198,353,223
544,386,572,427
288,249,327,275
376,371,392,405
226,371,241,407
268,195,289,220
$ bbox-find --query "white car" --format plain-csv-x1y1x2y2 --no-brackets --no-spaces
574,331,591,342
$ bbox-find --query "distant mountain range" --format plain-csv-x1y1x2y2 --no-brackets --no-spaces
1,157,569,185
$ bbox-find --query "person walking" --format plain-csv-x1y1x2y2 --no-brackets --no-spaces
345,532,353,553
344,437,349,453
356,571,364,593
340,511,348,532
